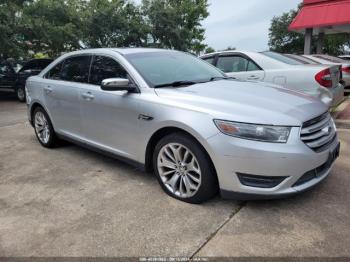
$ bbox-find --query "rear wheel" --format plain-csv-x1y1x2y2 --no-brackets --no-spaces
16,85,26,102
153,132,218,204
33,107,57,148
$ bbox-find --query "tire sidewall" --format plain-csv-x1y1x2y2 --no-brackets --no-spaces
16,85,26,102
153,132,218,204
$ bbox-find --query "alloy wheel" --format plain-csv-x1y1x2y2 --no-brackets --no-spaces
34,111,50,144
157,143,202,198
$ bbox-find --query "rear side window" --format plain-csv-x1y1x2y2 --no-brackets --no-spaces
247,60,260,71
89,56,128,85
60,56,92,83
46,61,64,80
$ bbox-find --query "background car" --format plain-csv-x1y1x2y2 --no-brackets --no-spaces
0,58,53,102
200,51,344,107
302,54,350,95
339,55,350,61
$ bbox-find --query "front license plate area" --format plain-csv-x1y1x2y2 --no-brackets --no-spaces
326,143,340,169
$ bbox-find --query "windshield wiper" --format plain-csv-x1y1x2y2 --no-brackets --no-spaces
154,81,198,88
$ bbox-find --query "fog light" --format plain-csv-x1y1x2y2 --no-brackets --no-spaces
237,173,288,188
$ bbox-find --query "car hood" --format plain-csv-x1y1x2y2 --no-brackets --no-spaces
154,80,328,126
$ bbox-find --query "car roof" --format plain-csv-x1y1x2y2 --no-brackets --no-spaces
61,48,175,56
200,49,260,58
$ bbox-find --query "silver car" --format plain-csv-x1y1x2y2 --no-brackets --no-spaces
26,48,340,203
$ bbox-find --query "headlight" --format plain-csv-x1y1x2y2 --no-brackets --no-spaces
214,120,291,143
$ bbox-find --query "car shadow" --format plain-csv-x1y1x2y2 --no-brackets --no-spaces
0,93,17,102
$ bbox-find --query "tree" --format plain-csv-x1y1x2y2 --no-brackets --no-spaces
268,8,304,54
0,0,31,59
204,47,215,54
82,0,148,48
221,46,236,51
268,6,350,55
142,0,209,54
21,0,85,58
0,0,211,59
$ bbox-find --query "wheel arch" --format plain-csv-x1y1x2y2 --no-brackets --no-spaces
29,101,51,127
144,126,218,179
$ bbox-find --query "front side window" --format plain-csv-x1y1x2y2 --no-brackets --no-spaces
125,51,224,87
46,61,64,80
89,56,128,86
203,57,215,65
60,55,92,83
217,56,249,73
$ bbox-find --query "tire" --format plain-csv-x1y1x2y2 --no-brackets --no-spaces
16,85,26,102
153,132,218,204
33,107,57,148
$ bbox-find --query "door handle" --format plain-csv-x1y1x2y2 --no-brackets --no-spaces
247,75,259,80
82,92,94,100
44,86,53,94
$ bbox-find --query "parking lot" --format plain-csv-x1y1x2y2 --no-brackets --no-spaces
1,94,350,258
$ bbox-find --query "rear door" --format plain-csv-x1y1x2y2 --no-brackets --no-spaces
43,55,92,137
215,54,265,81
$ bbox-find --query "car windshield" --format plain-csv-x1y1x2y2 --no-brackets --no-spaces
125,51,225,87
260,51,304,65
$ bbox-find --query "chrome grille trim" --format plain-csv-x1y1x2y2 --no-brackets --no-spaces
300,112,336,152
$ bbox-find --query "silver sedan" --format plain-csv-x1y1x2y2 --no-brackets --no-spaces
26,48,340,203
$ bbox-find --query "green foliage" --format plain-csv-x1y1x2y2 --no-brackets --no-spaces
204,47,215,54
0,0,210,59
0,0,31,59
82,0,148,48
268,7,350,55
221,46,236,51
21,0,85,57
142,0,209,54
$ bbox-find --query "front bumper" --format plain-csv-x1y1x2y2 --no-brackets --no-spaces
206,127,340,200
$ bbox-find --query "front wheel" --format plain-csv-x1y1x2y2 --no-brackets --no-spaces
153,132,218,204
16,86,26,102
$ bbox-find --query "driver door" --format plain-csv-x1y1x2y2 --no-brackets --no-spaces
79,55,141,161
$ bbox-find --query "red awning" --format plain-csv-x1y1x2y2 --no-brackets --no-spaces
289,0,350,33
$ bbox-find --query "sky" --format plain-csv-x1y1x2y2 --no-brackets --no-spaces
203,0,301,51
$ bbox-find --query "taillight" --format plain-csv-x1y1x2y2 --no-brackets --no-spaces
342,66,350,75
315,68,332,88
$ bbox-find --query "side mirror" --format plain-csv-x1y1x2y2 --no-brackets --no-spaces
101,78,136,92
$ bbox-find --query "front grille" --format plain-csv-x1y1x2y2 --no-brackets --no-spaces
300,112,336,152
